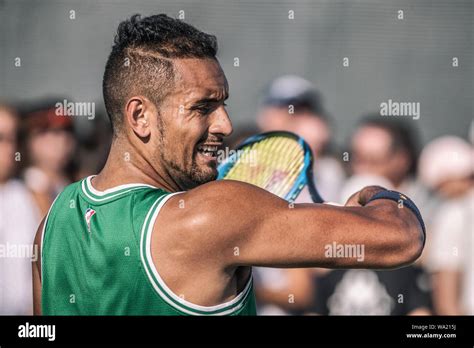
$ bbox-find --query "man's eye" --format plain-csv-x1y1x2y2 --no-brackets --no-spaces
197,107,212,115
194,102,226,115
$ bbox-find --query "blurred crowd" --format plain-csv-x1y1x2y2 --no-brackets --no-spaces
0,75,472,315
0,100,111,314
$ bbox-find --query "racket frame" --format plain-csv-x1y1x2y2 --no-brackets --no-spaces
217,131,324,203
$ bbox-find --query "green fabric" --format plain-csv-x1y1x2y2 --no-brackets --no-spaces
42,177,256,315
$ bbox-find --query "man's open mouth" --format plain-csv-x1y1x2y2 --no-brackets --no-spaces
197,144,219,158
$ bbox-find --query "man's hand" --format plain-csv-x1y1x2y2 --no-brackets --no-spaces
345,186,387,207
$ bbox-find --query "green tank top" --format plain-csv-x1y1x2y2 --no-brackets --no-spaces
41,176,256,315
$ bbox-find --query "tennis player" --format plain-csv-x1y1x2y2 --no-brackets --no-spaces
32,14,425,315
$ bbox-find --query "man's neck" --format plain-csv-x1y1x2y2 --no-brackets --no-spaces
92,138,180,193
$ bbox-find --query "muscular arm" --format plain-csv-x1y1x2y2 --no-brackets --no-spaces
162,180,425,270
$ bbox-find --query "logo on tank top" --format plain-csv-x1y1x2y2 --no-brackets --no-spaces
85,208,96,233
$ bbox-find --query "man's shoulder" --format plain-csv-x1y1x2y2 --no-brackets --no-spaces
155,179,280,246
181,179,271,202
162,180,267,225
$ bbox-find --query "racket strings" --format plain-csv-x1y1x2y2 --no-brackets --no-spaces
223,136,305,199
277,139,305,195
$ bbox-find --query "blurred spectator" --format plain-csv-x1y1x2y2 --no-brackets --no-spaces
342,115,438,232
419,136,473,199
257,75,346,203
344,115,428,202
253,268,314,315
72,110,112,181
258,75,330,158
324,115,433,316
253,75,345,314
0,103,40,314
420,136,473,315
312,268,431,315
21,100,76,216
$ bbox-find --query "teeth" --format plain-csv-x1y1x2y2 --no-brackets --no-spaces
199,145,218,152
197,144,218,158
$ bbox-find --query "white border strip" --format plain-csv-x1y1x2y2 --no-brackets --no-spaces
81,180,148,202
86,176,156,196
81,176,157,202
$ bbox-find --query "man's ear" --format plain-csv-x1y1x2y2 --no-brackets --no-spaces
125,96,152,138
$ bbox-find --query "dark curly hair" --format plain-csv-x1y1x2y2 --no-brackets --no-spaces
103,14,218,135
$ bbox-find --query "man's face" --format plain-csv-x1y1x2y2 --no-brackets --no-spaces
154,58,233,190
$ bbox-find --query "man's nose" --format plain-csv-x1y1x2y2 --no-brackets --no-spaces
209,105,233,137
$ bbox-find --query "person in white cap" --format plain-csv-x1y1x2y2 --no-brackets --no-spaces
419,136,473,315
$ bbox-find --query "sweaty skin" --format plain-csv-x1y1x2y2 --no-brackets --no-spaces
33,58,424,313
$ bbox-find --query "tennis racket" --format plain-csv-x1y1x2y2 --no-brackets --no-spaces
217,131,324,203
